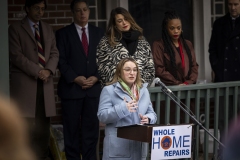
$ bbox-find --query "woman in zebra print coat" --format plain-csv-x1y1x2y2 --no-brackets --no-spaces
96,7,155,87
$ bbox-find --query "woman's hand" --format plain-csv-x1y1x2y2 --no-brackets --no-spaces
139,114,149,124
124,98,138,112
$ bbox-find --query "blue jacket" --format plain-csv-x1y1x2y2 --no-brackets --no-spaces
98,82,157,160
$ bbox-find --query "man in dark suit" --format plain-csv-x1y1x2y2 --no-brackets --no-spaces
209,0,240,158
8,0,59,159
209,0,240,82
56,0,104,159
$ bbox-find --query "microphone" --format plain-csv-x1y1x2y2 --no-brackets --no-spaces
155,78,172,94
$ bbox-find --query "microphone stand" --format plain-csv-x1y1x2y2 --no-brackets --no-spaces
159,87,225,159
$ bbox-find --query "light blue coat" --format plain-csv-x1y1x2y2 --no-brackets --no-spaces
98,82,157,160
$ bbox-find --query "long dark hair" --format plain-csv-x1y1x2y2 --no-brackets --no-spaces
162,11,193,80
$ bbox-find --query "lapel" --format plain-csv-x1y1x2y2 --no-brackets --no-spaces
229,17,240,40
114,83,131,102
221,14,240,41
39,21,46,50
139,83,147,100
21,17,36,43
177,39,187,76
88,24,94,57
223,19,232,40
114,82,146,102
163,42,184,76
69,23,87,57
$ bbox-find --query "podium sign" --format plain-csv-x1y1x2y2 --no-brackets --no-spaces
151,125,192,160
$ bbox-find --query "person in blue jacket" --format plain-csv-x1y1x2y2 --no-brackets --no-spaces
97,57,157,160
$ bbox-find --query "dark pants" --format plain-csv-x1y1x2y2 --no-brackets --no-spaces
62,97,99,160
27,79,50,160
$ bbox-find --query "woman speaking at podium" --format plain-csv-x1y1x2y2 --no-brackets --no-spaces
97,58,157,160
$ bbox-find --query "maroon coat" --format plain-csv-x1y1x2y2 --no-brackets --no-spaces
152,39,198,86
9,17,59,117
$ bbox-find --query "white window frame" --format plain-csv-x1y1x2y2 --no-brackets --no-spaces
193,0,212,82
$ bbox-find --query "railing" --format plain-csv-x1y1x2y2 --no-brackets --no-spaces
148,81,240,160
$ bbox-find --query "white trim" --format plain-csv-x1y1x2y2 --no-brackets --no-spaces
0,0,9,95
118,0,128,10
193,0,212,82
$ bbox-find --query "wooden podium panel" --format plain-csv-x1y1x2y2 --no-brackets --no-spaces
117,124,159,143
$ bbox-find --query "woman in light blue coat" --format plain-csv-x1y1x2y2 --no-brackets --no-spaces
98,58,157,160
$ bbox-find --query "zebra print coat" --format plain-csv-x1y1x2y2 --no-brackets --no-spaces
96,36,155,87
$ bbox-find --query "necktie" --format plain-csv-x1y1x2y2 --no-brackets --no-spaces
232,19,235,30
81,27,88,56
34,24,45,68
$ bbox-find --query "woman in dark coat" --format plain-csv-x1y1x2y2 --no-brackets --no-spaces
152,11,198,124
152,11,198,86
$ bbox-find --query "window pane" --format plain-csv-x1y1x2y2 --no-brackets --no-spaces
89,21,96,26
215,4,223,14
129,0,193,46
89,8,96,19
98,0,106,19
88,0,95,6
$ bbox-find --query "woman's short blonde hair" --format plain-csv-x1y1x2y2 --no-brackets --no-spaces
107,57,142,87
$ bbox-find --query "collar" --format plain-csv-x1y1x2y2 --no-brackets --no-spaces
231,15,239,20
74,23,88,30
27,17,39,35
27,17,39,26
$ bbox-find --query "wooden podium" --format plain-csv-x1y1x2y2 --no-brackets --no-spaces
117,124,193,160
117,124,159,143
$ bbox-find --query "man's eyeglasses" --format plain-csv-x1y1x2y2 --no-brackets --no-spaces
123,68,138,73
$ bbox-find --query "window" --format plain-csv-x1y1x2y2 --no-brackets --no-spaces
211,0,225,26
129,0,193,46
88,0,107,30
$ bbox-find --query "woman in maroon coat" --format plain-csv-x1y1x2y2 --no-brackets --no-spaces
152,11,198,86
152,11,198,124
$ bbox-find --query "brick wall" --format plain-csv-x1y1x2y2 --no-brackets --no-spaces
8,0,75,124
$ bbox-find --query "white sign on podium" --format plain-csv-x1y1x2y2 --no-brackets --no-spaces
151,125,192,160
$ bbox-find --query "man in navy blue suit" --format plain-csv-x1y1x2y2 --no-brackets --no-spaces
56,0,104,159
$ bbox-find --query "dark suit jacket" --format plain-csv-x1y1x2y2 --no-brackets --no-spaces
9,17,59,117
209,13,240,82
56,23,104,99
